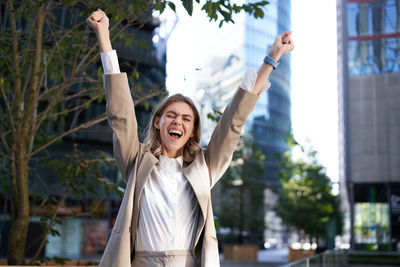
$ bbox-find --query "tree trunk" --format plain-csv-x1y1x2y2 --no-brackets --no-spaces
7,144,30,265
238,185,244,244
6,2,45,264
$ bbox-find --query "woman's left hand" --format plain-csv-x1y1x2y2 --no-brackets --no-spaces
268,31,295,61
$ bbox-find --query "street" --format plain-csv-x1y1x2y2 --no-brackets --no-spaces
221,247,289,267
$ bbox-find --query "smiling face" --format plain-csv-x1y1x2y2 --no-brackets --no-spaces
154,101,195,158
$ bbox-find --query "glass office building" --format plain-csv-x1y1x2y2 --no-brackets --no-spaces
194,0,292,245
198,0,292,185
337,0,400,251
250,0,292,188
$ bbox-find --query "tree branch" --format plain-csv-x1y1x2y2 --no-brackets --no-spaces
37,77,98,101
24,2,46,153
38,24,80,89
47,95,102,120
30,115,107,157
7,0,22,134
31,87,160,158
32,81,75,138
28,188,69,265
62,87,101,101
0,129,11,152
46,16,67,83
0,80,15,135
32,76,101,140
73,9,149,75
0,47,13,74
21,64,32,102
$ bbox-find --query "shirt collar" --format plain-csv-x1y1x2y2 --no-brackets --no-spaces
159,154,183,170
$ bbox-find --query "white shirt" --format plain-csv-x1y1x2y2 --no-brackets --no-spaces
135,155,199,251
100,50,271,251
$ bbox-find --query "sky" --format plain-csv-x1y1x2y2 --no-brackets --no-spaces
163,0,339,185
290,0,339,184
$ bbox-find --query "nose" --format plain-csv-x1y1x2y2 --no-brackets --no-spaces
173,116,182,125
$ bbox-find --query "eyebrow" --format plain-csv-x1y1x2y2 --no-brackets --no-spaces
165,110,193,119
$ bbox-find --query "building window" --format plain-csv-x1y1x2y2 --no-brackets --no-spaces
354,202,390,249
347,0,400,76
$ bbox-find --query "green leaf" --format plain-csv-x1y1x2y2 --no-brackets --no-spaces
219,10,231,21
49,228,61,237
155,1,166,13
168,2,176,12
254,8,264,18
182,0,194,16
52,256,68,265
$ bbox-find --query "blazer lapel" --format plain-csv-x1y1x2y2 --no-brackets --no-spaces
134,152,158,201
130,151,158,249
183,166,209,220
183,154,211,248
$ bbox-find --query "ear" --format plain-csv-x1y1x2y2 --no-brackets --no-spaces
154,116,160,129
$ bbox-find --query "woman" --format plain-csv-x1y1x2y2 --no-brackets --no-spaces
87,9,294,267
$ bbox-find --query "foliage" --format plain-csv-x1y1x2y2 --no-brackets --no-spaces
0,0,161,264
0,0,271,264
274,134,343,244
207,108,267,244
156,0,269,27
27,144,122,264
218,136,266,244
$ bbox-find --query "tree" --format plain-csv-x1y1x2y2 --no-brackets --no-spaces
29,144,121,265
218,136,266,245
274,135,343,248
0,0,271,264
1,1,161,264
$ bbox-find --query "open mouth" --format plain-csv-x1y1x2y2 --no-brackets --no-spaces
168,130,182,139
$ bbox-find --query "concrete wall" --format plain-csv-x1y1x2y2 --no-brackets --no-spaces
348,73,400,183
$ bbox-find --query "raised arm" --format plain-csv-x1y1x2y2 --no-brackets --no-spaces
205,31,295,187
87,9,112,53
253,31,295,94
87,10,139,180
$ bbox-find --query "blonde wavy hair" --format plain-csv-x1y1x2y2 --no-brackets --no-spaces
144,94,202,165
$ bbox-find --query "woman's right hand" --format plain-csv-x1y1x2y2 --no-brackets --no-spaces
86,9,109,35
86,9,112,52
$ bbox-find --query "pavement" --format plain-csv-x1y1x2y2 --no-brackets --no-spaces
221,247,289,267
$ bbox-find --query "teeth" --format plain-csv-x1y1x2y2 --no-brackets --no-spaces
169,130,182,137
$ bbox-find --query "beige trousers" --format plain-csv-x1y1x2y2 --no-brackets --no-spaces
132,250,196,267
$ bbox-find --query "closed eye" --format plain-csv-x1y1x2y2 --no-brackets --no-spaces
183,115,192,121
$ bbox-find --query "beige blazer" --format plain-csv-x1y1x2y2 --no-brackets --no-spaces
99,73,259,267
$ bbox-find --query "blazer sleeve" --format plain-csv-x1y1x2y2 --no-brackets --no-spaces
104,73,139,180
204,87,259,188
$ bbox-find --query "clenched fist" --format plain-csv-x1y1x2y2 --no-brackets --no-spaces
86,9,112,52
269,31,295,61
86,9,109,34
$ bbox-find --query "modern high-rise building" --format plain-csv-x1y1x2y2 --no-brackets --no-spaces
251,0,292,188
337,0,400,251
194,0,292,245
198,0,292,178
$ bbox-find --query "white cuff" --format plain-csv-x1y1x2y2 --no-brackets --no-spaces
100,50,121,75
240,69,271,95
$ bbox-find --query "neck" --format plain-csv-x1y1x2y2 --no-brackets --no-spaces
161,147,182,158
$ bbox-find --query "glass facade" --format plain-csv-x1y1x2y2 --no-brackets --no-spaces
347,0,400,76
247,0,292,185
245,0,278,123
354,203,390,247
339,0,400,251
